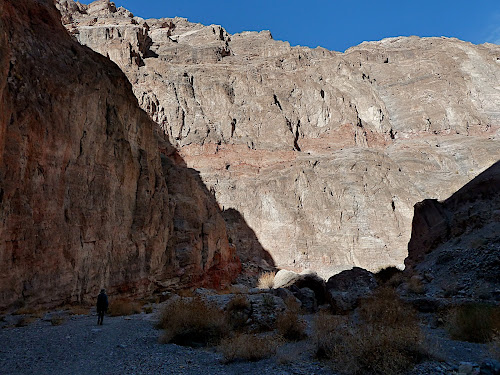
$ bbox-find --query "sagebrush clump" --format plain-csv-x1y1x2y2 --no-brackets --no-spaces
447,303,500,343
314,288,427,375
257,272,275,289
108,299,142,316
276,310,307,341
226,295,252,330
158,297,229,347
218,333,278,363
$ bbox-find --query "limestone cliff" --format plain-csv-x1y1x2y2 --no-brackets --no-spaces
405,161,500,300
0,0,239,311
59,0,500,277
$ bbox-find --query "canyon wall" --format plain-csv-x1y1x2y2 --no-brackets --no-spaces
0,0,239,311
405,161,500,299
59,0,500,277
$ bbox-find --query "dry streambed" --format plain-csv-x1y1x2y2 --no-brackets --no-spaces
0,290,498,375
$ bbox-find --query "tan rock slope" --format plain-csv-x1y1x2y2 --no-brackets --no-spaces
0,0,239,311
59,0,500,277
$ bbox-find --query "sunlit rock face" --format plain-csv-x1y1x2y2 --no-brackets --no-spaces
58,0,500,277
0,0,239,311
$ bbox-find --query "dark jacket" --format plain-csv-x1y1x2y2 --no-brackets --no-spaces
96,292,108,312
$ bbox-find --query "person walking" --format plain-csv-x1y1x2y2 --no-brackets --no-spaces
96,289,108,325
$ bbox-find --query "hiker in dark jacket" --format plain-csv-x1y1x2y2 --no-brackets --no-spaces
96,289,108,325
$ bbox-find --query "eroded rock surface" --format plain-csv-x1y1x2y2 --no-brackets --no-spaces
58,0,500,277
405,161,500,301
0,0,239,311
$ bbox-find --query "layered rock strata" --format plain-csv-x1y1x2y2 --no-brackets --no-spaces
58,0,500,277
0,0,239,311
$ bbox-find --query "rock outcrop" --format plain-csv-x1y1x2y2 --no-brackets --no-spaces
58,0,500,277
404,161,500,301
325,267,378,313
0,0,239,311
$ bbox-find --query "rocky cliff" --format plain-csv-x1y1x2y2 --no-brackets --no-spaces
0,0,239,311
58,0,500,277
405,161,500,300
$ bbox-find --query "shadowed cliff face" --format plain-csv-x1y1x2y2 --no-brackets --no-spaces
405,161,500,300
0,0,240,311
58,0,500,277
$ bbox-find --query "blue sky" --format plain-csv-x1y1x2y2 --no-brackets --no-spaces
81,0,500,51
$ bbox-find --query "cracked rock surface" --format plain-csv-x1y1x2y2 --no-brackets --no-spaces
58,0,500,277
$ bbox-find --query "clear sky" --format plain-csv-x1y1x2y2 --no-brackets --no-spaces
80,0,500,52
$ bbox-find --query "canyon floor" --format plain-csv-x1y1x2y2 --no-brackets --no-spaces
0,304,495,375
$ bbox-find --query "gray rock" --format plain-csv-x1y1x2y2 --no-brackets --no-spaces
297,287,317,313
274,270,301,289
326,267,377,313
481,359,500,375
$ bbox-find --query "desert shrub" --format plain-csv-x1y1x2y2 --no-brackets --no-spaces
15,316,37,327
177,289,195,297
226,295,252,330
407,275,425,294
357,288,418,327
257,272,275,289
108,299,142,316
143,305,153,314
283,295,301,313
447,303,500,343
158,297,229,347
262,294,275,310
276,310,307,341
50,316,65,326
67,305,89,316
313,311,350,359
313,288,426,375
218,333,278,363
13,307,37,316
490,335,500,361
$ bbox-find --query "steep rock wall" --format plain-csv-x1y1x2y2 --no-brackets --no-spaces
405,161,500,299
58,0,500,277
0,0,239,311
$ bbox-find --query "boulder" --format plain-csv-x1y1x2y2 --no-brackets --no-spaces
297,287,317,313
326,267,377,313
273,269,326,305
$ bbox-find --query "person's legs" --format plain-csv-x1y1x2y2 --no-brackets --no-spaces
97,311,104,325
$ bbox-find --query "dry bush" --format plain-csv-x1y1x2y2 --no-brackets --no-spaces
50,316,65,326
357,288,418,327
407,276,425,294
143,305,153,314
218,333,278,363
276,310,307,341
158,297,229,347
226,295,252,330
15,316,37,327
283,295,301,313
261,294,275,310
490,335,500,361
257,272,275,289
313,312,349,359
108,299,142,316
313,288,427,375
447,303,500,343
67,305,89,316
177,289,195,297
13,307,37,316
